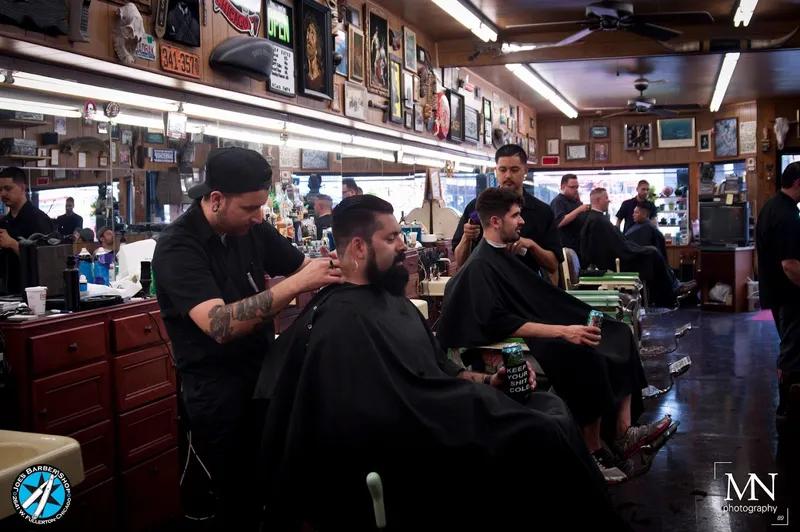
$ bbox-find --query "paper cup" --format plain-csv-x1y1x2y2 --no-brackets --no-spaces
25,286,47,315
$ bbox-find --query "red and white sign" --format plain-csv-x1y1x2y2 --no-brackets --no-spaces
214,0,261,36
541,156,560,166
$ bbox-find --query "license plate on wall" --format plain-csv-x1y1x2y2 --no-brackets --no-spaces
160,44,201,79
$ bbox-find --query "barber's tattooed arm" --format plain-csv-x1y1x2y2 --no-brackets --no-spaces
458,371,490,384
205,290,276,343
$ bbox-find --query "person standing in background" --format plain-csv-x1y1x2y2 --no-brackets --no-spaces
342,178,359,198
313,195,333,240
615,180,657,233
56,196,83,236
756,161,800,426
550,173,590,252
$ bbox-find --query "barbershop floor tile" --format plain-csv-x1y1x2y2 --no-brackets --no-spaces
614,309,800,531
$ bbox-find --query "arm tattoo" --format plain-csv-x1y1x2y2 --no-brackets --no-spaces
459,371,487,384
207,289,275,343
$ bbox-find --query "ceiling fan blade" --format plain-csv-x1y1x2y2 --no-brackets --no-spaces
505,20,589,30
634,100,654,109
651,107,678,117
601,111,630,119
659,103,703,111
628,11,714,25
587,5,622,19
555,27,596,47
623,22,682,41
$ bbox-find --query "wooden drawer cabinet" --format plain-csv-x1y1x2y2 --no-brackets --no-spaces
121,447,181,531
112,345,176,412
29,322,106,376
68,420,114,489
117,395,178,469
52,477,117,531
111,311,165,352
31,361,111,435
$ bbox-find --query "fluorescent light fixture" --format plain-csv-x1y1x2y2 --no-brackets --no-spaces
501,43,538,54
181,103,285,130
456,164,475,173
91,110,165,130
352,136,402,152
12,72,179,112
341,146,395,162
431,0,497,42
0,96,82,118
202,125,283,145
734,0,758,26
709,53,740,112
285,122,352,144
506,63,578,118
414,156,450,168
285,137,342,153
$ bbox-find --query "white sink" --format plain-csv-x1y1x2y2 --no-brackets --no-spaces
420,277,451,297
0,431,84,520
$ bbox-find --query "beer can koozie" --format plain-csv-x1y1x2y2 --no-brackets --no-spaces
501,343,530,402
587,310,604,329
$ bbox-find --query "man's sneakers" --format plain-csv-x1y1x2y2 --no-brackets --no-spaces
613,415,672,458
675,280,698,296
592,448,634,485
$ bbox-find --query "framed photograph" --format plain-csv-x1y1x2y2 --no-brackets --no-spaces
530,118,536,130
546,138,559,155
389,56,403,124
594,142,609,162
447,89,465,143
331,83,341,112
443,67,458,90
484,119,492,146
365,2,389,97
334,29,348,77
590,125,608,139
413,104,424,132
565,143,589,161
528,136,536,157
297,0,333,100
412,75,420,102
403,27,417,73
561,124,580,141
403,71,413,109
348,26,364,83
97,123,108,135
404,111,413,129
475,86,481,100
301,149,329,170
657,117,695,148
344,82,367,121
714,117,739,158
464,107,479,143
346,5,360,28
482,97,492,120
698,129,711,152
163,0,200,47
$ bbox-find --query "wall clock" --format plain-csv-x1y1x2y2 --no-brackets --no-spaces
624,123,653,151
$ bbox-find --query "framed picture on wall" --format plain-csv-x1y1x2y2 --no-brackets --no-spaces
413,104,424,132
404,111,413,129
698,130,711,152
365,2,389,97
301,149,329,170
714,117,738,158
334,29,348,77
657,117,695,148
565,143,589,161
344,82,367,121
546,138,559,155
403,71,414,109
297,0,333,100
594,142,609,162
590,125,608,139
389,55,403,124
403,27,417,73
348,26,364,83
464,107,479,143
345,5,360,28
448,89,465,143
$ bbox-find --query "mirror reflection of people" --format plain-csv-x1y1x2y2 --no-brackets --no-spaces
96,225,115,250
152,147,343,530
255,195,631,529
0,167,54,295
305,173,322,216
342,177,358,198
75,227,95,244
56,196,83,236
313,194,332,239
550,173,590,251
624,204,667,260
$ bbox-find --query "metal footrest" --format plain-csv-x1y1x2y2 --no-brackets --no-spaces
640,344,674,357
642,356,692,399
644,305,679,316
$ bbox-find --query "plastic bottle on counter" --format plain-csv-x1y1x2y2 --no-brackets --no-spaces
63,255,80,311
78,248,93,283
79,275,88,293
94,248,110,286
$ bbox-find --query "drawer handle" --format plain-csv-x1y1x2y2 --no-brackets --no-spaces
144,325,153,333
38,408,47,416
68,343,78,351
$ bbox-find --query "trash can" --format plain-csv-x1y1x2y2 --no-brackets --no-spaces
747,279,760,312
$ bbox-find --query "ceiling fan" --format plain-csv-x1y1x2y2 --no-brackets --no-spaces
506,1,715,46
596,78,702,119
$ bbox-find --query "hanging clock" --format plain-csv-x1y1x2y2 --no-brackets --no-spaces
624,123,653,151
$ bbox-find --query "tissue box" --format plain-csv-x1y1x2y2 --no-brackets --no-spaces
0,138,37,156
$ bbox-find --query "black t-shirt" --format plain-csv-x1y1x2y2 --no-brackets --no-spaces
0,201,55,294
152,204,305,378
616,197,657,233
316,213,332,240
549,193,586,251
56,212,83,236
452,191,563,273
756,191,800,309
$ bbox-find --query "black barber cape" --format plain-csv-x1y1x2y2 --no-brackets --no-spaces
254,284,630,531
625,222,668,261
581,210,678,306
437,241,646,433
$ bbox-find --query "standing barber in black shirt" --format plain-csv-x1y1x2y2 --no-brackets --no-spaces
152,147,342,530
0,167,55,294
453,144,562,277
756,161,800,425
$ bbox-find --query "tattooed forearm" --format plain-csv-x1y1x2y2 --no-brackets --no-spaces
207,289,275,343
459,371,488,384
208,304,234,343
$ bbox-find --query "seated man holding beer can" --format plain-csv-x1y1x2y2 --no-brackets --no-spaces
254,195,632,530
437,187,673,484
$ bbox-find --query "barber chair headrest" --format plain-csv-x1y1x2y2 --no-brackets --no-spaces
563,248,580,286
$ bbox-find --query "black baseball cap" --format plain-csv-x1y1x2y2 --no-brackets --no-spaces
188,147,273,199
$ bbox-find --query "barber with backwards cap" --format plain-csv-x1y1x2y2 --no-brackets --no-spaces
152,147,343,530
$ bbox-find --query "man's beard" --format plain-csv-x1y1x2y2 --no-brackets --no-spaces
366,248,408,296
502,223,521,244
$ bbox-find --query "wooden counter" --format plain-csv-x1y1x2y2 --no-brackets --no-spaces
0,299,179,531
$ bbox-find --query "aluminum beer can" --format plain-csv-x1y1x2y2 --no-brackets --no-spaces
501,343,530,402
587,310,604,329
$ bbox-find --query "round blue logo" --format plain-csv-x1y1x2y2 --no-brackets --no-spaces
11,464,71,525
